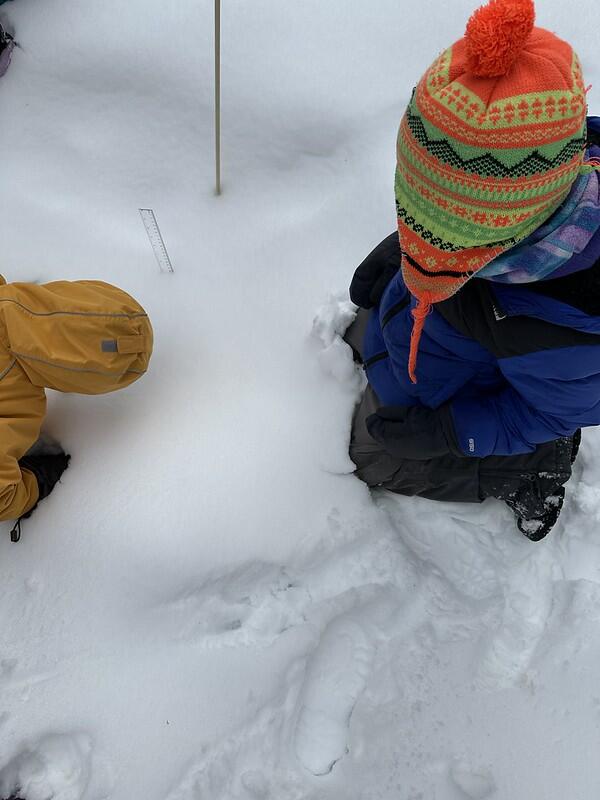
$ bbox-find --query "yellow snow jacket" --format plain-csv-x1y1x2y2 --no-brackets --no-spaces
0,277,153,521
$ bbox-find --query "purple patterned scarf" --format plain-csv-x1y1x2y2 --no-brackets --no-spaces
479,145,600,284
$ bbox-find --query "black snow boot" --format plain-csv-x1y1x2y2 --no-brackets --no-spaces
480,435,574,542
502,458,570,542
511,432,580,541
570,428,582,465
512,487,566,542
9,452,71,542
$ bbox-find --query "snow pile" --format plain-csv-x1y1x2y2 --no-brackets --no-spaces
0,0,599,798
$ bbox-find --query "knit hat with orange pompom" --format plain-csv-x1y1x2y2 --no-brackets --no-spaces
397,0,595,382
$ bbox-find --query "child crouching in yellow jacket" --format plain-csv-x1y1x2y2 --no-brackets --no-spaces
0,277,153,540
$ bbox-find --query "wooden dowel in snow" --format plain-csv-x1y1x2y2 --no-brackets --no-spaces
215,0,221,195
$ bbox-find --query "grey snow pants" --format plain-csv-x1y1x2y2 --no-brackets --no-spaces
345,309,575,513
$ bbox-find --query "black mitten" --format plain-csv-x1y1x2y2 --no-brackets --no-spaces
9,452,71,542
20,452,71,502
366,404,461,460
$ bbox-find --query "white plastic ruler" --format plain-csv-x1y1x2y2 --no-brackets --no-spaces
139,208,174,273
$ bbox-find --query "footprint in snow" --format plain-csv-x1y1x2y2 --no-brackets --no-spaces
160,526,415,649
292,584,428,778
475,548,555,690
380,497,504,601
380,493,561,689
0,733,92,800
161,561,307,647
450,759,497,799
294,615,377,776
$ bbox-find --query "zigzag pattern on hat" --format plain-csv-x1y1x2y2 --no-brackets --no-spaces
406,109,587,178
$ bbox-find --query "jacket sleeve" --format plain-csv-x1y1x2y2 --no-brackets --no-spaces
0,354,45,521
350,233,401,309
449,347,600,456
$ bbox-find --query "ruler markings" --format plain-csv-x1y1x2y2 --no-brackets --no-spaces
139,208,174,273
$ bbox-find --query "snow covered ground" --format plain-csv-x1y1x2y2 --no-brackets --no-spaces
0,0,599,798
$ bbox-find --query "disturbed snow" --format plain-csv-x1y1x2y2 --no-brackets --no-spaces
1,0,600,799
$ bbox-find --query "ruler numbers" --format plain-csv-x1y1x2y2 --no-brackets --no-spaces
139,209,174,273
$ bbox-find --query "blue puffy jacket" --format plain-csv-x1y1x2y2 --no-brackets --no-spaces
359,120,600,458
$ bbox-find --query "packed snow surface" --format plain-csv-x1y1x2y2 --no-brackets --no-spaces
0,0,599,798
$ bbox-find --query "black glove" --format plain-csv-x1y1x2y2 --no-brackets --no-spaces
9,452,71,542
349,233,401,309
19,452,71,503
366,404,461,460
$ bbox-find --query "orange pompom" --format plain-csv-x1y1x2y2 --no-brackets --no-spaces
465,0,535,78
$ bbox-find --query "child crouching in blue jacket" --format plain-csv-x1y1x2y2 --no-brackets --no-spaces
346,0,600,540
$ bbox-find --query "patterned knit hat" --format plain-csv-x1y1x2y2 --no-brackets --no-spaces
397,0,595,382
